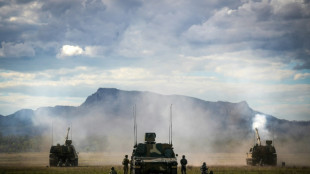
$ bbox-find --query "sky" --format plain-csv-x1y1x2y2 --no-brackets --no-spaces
0,0,309,121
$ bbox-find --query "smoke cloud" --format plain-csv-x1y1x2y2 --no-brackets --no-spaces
252,114,271,140
5,89,309,166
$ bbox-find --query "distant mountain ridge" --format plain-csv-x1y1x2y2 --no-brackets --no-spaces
0,88,309,153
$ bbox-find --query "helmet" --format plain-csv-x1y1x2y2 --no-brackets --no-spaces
111,167,114,170
125,155,128,158
182,155,185,158
203,162,206,165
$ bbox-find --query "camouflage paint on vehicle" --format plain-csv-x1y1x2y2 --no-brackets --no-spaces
130,132,178,174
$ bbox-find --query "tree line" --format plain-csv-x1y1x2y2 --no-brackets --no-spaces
0,132,42,152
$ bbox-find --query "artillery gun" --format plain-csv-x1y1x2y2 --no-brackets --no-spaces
49,127,78,167
130,132,178,174
130,105,178,174
246,128,277,166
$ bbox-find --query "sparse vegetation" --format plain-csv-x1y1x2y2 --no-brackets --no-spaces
0,133,42,152
0,153,309,173
0,166,310,174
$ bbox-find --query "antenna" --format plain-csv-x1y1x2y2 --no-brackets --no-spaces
133,105,137,146
272,125,275,146
71,123,72,140
133,105,135,146
170,104,173,145
135,104,137,146
52,122,54,146
169,114,171,144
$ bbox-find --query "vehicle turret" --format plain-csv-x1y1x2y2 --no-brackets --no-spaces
49,127,78,167
246,128,277,166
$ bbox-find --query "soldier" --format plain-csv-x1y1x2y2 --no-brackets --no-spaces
122,155,130,174
200,162,208,174
110,167,117,174
180,155,188,174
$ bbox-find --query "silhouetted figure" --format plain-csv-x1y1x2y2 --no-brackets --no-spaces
200,162,208,174
110,167,117,174
122,155,130,174
180,155,188,174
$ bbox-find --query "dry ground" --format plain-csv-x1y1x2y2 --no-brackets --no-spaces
0,153,309,174
1,166,310,174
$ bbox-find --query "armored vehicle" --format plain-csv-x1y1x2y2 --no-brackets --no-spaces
130,132,178,174
49,127,78,167
246,128,277,166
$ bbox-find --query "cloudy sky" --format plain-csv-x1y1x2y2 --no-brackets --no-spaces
0,0,309,121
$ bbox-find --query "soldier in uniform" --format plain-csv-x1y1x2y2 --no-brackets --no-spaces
122,155,130,174
110,167,117,174
200,162,208,174
180,155,187,174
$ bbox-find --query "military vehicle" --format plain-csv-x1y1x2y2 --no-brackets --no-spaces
49,127,78,167
130,132,178,174
246,128,277,166
130,105,178,174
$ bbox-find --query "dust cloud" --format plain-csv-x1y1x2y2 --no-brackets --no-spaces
23,90,310,166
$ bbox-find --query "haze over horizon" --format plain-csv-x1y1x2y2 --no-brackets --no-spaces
0,0,310,121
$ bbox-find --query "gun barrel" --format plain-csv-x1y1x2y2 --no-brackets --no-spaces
255,128,261,146
65,127,70,140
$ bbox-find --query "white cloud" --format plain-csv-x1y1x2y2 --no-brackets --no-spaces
0,93,83,115
182,51,295,81
1,1,44,25
57,45,106,58
0,0,309,121
0,67,309,120
84,46,106,57
57,45,84,58
294,73,310,80
255,103,310,121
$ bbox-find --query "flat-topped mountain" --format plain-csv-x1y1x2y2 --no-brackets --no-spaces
0,88,309,153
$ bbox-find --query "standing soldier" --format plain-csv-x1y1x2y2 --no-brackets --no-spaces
110,167,117,174
200,162,208,174
180,155,188,174
122,155,130,174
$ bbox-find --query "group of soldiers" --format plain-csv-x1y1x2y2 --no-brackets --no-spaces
109,155,211,174
181,155,211,174
109,155,129,174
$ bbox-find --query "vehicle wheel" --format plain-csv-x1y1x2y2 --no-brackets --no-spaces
74,159,78,166
134,169,141,174
49,159,56,167
58,159,63,167
171,168,177,174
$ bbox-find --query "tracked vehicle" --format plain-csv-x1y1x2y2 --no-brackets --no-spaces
130,133,178,174
246,128,277,166
130,105,178,174
49,127,78,167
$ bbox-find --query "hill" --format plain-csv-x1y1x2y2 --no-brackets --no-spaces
0,88,309,153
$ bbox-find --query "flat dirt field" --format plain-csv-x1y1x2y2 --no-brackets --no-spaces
0,153,309,174
1,165,310,174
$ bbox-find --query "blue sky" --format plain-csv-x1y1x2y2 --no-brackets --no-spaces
0,0,309,120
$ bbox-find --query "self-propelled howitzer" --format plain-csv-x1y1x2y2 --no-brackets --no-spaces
49,127,78,167
246,128,277,166
130,133,178,174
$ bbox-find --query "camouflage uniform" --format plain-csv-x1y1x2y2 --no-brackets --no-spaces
122,155,130,174
110,167,117,174
180,155,187,174
200,162,208,174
